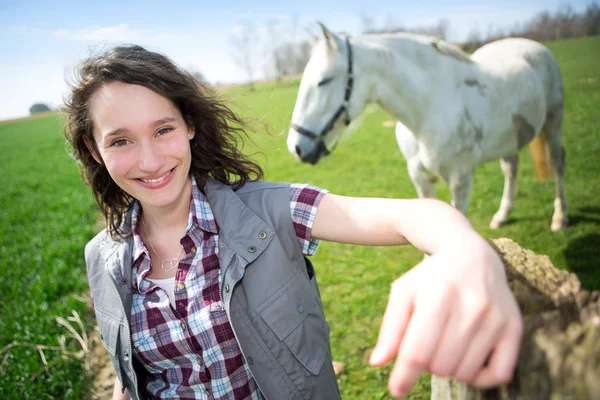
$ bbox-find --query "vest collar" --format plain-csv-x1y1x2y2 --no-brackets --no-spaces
205,180,275,263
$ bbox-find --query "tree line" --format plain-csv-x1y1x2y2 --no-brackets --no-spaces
225,2,599,86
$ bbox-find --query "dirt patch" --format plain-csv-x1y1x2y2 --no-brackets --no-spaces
88,326,116,399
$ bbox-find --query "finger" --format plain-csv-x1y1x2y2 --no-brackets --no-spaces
388,285,452,397
369,274,415,367
470,320,523,387
387,353,425,398
429,290,492,377
453,310,506,383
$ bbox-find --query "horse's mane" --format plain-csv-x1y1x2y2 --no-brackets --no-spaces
359,32,473,64
430,39,473,63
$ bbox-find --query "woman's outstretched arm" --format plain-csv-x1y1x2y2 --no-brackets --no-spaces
312,194,523,398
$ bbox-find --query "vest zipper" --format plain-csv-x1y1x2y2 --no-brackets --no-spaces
108,273,140,400
220,252,235,302
220,255,269,399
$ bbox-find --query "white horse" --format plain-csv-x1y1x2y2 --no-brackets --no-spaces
287,23,568,231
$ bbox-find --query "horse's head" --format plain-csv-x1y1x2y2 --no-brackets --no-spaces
287,23,358,165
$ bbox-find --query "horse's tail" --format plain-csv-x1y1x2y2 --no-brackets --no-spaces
529,131,553,180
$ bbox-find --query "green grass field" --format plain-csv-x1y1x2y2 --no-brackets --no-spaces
1,35,598,399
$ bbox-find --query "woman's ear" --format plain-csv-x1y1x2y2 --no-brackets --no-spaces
83,136,102,164
187,125,195,140
184,116,196,140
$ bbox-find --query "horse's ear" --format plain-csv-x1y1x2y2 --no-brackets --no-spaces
317,21,342,52
306,29,319,47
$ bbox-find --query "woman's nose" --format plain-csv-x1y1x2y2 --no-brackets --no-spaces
138,142,164,172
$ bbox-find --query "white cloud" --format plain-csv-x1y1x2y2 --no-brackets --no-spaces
4,25,43,36
230,24,251,37
52,24,192,43
53,23,138,42
233,12,292,21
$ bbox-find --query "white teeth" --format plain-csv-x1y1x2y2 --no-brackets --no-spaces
140,171,170,183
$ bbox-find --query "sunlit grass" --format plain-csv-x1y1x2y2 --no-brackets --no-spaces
0,36,598,398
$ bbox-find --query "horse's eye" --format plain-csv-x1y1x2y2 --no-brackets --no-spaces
317,77,334,87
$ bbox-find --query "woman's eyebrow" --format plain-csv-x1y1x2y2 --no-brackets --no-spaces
105,127,128,139
104,117,177,138
150,117,177,128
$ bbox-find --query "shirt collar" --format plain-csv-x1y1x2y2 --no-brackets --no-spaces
130,175,219,261
187,175,219,234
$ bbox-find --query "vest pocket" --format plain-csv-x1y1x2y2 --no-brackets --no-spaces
96,311,121,357
260,277,330,376
96,312,125,385
282,299,330,375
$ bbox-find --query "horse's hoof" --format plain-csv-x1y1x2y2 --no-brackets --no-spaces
490,218,504,229
551,217,568,232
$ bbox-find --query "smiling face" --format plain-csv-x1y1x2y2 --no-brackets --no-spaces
88,82,195,211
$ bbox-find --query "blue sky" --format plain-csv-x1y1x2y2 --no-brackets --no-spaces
0,0,592,121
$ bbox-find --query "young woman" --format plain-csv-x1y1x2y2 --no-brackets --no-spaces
64,45,522,400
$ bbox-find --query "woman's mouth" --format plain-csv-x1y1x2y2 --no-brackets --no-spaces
136,167,176,188
139,170,171,183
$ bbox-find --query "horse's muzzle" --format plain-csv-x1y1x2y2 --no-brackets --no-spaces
296,145,324,165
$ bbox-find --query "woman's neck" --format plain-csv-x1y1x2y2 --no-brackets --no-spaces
139,178,193,235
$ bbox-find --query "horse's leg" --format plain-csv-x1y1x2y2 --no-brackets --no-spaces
544,107,568,231
396,122,437,198
490,155,519,229
447,166,474,215
407,157,437,198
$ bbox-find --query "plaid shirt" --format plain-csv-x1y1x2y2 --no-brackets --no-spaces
129,179,327,399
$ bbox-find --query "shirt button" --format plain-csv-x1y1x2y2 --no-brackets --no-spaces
190,246,197,254
177,282,185,290
258,231,267,240
248,246,257,253
196,354,203,365
246,356,254,365
225,284,230,293
204,389,211,396
181,321,187,330
121,278,128,286
297,304,304,313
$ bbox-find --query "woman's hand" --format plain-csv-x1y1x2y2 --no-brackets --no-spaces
369,238,523,398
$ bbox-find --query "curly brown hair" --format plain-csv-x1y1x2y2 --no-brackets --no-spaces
64,45,263,237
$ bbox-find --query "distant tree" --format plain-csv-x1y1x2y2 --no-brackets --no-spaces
583,2,600,35
261,16,311,83
360,14,450,40
269,40,311,79
230,24,257,90
361,13,375,33
359,3,599,54
29,103,51,115
266,20,286,82
465,27,482,52
187,67,211,87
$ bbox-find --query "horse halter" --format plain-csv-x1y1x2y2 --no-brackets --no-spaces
291,37,354,156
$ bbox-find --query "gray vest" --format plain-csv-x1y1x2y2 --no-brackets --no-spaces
85,180,341,400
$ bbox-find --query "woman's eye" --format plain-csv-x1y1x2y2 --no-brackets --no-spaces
111,139,128,147
318,77,334,87
157,127,173,136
